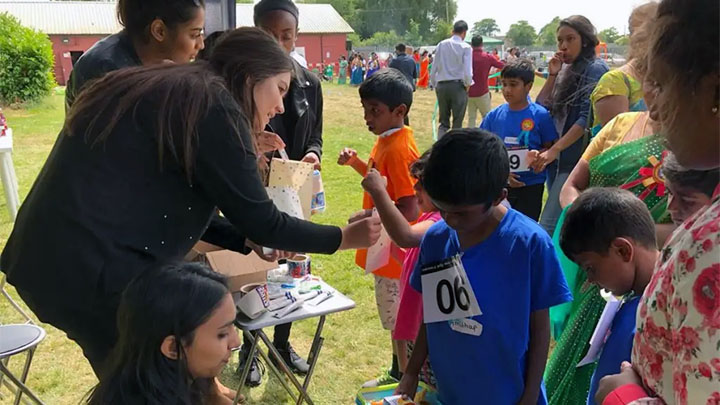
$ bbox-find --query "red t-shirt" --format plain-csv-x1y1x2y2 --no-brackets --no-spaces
469,48,505,97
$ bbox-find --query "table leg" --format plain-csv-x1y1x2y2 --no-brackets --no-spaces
296,316,326,405
253,339,299,403
233,330,259,405
0,362,44,405
258,332,314,405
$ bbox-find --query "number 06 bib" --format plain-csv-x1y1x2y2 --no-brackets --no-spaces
421,255,482,323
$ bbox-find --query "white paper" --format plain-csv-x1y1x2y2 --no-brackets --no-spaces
266,186,305,220
508,148,529,172
577,297,622,367
365,225,391,274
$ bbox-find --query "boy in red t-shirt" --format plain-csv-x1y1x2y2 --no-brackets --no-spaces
338,68,420,385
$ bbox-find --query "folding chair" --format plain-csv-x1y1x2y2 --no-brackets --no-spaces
0,274,46,405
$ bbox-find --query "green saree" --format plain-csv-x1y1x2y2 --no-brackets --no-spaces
544,133,669,405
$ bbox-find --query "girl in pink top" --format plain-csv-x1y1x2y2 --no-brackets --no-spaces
360,150,440,385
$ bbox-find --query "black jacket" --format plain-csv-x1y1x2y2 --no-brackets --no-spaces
63,30,258,253
1,89,341,311
269,59,324,161
389,53,417,90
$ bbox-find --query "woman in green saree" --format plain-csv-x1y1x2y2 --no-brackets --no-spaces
544,79,674,405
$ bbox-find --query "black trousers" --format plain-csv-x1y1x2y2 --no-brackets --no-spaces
507,183,545,222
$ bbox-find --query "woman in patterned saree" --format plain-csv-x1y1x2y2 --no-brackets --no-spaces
543,75,671,404
595,0,719,403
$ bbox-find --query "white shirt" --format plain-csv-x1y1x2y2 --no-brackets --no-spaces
290,50,308,68
430,35,473,88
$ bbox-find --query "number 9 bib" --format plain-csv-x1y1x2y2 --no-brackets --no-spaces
421,255,482,323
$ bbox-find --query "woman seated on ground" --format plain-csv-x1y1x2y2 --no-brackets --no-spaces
86,262,240,405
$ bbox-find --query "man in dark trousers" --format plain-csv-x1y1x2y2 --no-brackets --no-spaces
389,43,416,125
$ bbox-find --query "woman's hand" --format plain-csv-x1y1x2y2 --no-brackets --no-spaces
530,147,559,173
338,215,382,250
595,362,645,405
301,152,321,170
257,131,286,155
548,52,563,75
361,169,388,196
245,240,294,262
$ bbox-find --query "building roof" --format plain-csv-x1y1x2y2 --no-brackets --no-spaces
0,1,121,35
236,4,353,34
0,1,354,36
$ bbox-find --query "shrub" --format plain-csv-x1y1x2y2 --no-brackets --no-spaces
0,12,55,104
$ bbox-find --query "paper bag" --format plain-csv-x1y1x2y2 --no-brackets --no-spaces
266,186,305,219
268,158,314,220
366,225,391,274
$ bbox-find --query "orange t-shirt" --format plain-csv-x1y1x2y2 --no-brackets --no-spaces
356,126,420,279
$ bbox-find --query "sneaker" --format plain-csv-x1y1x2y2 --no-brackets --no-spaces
361,369,399,388
271,342,310,375
236,349,264,387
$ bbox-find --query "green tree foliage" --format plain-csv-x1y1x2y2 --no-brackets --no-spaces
471,18,499,37
615,35,630,46
506,20,536,46
0,13,55,104
598,27,621,44
536,16,560,46
301,0,457,44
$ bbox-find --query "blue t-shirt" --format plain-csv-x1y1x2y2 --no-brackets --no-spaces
410,209,572,405
586,296,640,405
480,102,558,186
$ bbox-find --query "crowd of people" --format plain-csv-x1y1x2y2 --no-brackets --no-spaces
0,0,718,404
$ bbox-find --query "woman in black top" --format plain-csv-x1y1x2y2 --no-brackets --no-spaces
1,28,380,375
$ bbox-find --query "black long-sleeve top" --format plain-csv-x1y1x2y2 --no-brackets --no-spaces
1,87,341,309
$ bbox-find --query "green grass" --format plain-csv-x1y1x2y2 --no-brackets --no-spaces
0,79,545,404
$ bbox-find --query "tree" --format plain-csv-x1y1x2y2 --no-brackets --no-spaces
615,35,630,46
0,13,55,104
598,27,621,44
471,18,499,37
506,20,536,47
536,16,560,46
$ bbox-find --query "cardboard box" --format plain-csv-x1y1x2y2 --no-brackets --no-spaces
186,241,277,292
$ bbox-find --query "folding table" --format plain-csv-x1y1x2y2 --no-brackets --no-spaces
232,280,355,405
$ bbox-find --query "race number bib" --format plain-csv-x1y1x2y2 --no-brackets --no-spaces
421,255,482,323
507,148,529,173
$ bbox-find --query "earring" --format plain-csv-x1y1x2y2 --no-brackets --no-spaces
713,106,719,114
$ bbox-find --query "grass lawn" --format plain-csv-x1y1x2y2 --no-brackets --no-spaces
0,78,545,404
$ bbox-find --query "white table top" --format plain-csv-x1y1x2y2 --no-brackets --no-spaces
233,279,356,330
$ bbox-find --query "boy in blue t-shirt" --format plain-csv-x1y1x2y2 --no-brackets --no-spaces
559,188,660,405
396,129,572,405
480,59,558,221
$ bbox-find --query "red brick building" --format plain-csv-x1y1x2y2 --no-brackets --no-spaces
0,1,353,85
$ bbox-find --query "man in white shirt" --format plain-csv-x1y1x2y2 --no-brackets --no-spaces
430,20,473,138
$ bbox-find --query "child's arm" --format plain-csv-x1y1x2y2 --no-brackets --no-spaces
337,147,368,176
395,324,428,399
519,309,551,405
396,195,419,223
362,170,431,248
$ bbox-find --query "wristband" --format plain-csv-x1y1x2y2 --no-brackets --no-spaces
602,384,650,405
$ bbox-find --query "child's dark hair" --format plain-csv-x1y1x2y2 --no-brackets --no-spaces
663,152,720,198
117,0,204,41
471,36,483,47
560,188,656,260
423,129,508,208
196,30,229,61
410,149,431,180
359,68,413,114
501,59,535,85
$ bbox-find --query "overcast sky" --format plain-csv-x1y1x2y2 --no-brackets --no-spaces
455,0,653,35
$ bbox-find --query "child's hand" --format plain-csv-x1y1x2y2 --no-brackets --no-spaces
337,148,357,166
394,373,419,401
348,209,373,224
595,362,645,405
361,169,388,195
508,173,526,188
526,150,540,167
530,147,558,173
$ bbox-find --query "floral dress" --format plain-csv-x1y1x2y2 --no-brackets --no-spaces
631,185,720,405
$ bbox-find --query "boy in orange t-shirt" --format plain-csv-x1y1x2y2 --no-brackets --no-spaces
338,68,420,386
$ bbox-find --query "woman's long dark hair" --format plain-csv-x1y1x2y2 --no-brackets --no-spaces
65,27,293,181
86,263,229,405
550,15,600,118
117,0,205,41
